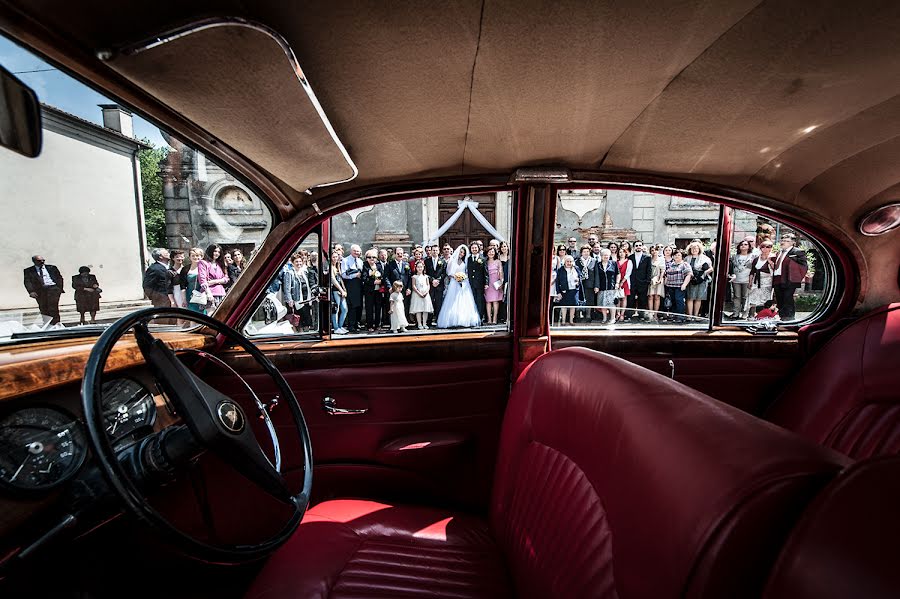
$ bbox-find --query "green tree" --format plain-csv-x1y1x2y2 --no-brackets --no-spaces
138,140,168,248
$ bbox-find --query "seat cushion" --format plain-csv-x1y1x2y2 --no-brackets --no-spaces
767,303,900,458
244,499,512,599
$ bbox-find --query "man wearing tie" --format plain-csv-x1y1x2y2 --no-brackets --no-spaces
23,255,64,325
467,241,487,322
772,233,808,321
376,248,391,329
425,245,447,325
386,247,412,318
627,241,652,320
341,244,364,332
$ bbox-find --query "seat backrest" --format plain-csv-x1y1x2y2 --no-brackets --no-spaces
766,303,900,459
764,455,900,599
490,347,849,599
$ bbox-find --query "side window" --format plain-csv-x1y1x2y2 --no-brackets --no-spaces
552,189,719,329
327,193,515,336
243,232,321,337
719,209,830,324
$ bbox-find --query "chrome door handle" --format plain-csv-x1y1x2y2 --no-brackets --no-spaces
322,396,368,415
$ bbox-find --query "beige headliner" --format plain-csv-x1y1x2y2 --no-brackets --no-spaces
2,0,899,306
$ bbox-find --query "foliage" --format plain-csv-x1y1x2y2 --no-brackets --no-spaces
138,140,168,248
805,250,816,275
795,294,821,312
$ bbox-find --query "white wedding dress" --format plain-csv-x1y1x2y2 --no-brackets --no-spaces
437,246,482,328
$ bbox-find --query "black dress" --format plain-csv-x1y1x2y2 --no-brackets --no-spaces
72,274,100,312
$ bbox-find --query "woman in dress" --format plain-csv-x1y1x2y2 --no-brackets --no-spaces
498,240,511,323
554,254,580,325
330,250,348,334
437,245,482,329
615,248,632,322
410,260,434,329
484,246,504,324
685,241,713,319
72,266,100,325
728,239,754,319
647,246,666,321
596,248,618,324
748,240,776,317
198,243,229,310
186,247,206,314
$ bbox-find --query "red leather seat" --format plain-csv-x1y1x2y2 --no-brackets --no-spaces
766,303,900,459
247,348,848,598
764,455,900,599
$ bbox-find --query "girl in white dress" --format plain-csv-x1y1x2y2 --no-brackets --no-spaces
389,281,409,333
437,245,482,328
410,260,434,329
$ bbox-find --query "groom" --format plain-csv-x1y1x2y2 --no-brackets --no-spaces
467,242,487,322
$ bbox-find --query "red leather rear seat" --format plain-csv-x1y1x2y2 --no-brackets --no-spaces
766,303,900,459
764,455,900,599
247,348,848,598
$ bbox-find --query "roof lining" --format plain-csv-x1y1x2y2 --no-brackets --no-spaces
461,0,487,175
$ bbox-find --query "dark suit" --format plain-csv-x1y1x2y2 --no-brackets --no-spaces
425,256,446,325
627,252,652,318
362,263,386,330
142,262,171,308
386,259,412,316
467,256,487,321
376,260,391,326
576,256,600,321
23,263,64,323
773,247,808,320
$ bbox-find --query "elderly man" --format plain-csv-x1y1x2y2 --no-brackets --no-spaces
142,248,172,309
341,244,364,332
23,255,64,324
772,233,808,321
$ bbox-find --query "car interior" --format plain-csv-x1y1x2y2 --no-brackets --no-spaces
0,1,898,598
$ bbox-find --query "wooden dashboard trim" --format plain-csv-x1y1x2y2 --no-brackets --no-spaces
0,332,214,401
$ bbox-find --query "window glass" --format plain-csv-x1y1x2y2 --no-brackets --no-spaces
551,189,718,330
326,193,515,336
243,233,322,338
0,36,273,341
720,209,829,324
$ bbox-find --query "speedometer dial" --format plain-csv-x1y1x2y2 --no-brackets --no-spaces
0,406,86,491
101,378,156,440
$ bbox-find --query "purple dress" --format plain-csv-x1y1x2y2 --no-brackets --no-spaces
485,260,504,302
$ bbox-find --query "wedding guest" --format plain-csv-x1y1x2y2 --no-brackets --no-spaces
143,248,172,309
489,239,500,251
576,245,599,323
72,266,100,325
685,241,713,319
607,241,619,260
484,246,504,324
23,255,64,325
596,248,618,324
228,248,246,288
476,239,485,259
755,299,779,320
555,254,580,325
330,251,348,334
332,243,344,258
198,244,229,310
772,233,808,320
588,234,599,249
566,236,579,256
664,249,692,323
186,248,206,314
748,241,776,317
468,241,487,322
341,244,364,332
283,252,313,332
620,241,632,256
387,247,412,319
377,249,391,328
167,249,187,308
409,247,424,271
424,245,446,326
647,246,666,321
728,240,754,319
410,260,434,329
627,240,652,321
361,249,384,332
615,248,632,322
222,252,234,290
498,240,511,323
388,281,409,333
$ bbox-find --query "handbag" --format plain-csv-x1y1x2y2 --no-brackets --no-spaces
615,287,626,299
190,289,208,305
288,312,302,327
663,295,673,310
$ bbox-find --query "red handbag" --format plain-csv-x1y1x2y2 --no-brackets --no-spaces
288,312,302,327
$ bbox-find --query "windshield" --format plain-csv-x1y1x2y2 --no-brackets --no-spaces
0,36,274,342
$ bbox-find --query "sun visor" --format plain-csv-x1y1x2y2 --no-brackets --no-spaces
101,19,357,192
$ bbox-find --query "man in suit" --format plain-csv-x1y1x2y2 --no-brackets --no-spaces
772,233,808,321
386,247,412,318
566,236,579,256
23,255,64,324
341,244,364,332
627,240,653,320
425,245,447,326
467,242,487,322
361,249,384,332
376,248,391,328
142,248,172,309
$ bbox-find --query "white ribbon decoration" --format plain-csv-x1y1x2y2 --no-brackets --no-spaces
424,197,505,246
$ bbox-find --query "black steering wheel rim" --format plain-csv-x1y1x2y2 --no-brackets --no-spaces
81,307,313,563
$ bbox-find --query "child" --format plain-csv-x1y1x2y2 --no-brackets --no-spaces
389,280,409,333
755,299,779,320
409,260,434,329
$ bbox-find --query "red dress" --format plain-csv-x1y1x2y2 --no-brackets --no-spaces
617,260,631,296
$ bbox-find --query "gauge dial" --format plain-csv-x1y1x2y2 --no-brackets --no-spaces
101,378,156,440
0,406,86,491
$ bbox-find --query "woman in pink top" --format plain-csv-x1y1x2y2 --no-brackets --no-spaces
198,243,229,309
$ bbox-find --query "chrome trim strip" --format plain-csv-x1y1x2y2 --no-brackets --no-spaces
100,17,359,191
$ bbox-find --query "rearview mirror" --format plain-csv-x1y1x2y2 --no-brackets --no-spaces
0,64,42,157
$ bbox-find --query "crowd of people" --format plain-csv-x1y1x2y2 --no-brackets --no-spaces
550,227,810,326
327,239,511,334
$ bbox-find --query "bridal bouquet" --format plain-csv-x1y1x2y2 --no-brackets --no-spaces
453,271,468,286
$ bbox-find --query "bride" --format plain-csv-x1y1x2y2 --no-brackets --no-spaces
437,245,482,328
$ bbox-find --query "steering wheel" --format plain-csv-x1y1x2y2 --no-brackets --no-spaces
81,307,313,563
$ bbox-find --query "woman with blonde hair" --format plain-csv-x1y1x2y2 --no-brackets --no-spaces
685,241,713,318
186,247,207,314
